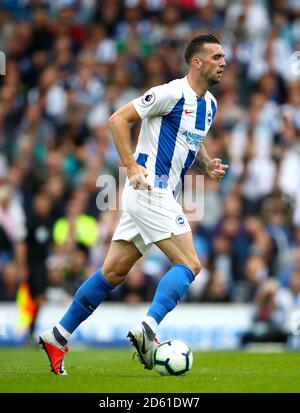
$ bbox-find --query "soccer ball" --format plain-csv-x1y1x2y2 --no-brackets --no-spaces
153,339,193,376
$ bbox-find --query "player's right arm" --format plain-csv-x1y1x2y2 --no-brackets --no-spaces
109,102,151,190
109,83,180,190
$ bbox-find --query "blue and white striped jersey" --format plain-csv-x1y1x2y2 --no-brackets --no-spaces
132,76,217,194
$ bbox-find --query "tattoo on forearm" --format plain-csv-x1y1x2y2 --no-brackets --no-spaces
197,145,210,175
198,158,208,175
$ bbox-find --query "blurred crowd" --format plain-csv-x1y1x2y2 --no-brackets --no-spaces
0,0,300,341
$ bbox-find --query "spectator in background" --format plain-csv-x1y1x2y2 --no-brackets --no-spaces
0,184,27,288
225,0,270,41
280,246,300,287
43,175,67,221
209,233,232,289
277,270,300,312
45,256,71,305
0,184,26,251
62,243,89,296
0,261,19,301
201,269,231,303
240,279,287,346
262,194,291,277
239,255,269,302
118,262,156,304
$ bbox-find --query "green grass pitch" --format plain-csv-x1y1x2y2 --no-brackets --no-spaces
0,347,300,393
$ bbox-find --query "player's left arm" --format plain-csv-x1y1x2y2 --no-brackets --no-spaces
197,144,228,182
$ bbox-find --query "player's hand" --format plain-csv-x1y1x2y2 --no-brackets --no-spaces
207,158,229,182
127,163,152,190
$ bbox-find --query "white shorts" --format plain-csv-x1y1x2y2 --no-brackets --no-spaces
112,185,191,255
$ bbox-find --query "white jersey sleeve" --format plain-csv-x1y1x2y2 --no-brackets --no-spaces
132,84,181,119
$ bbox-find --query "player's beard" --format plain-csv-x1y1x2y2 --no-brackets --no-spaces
200,70,221,87
209,73,221,85
209,77,221,86
203,69,222,86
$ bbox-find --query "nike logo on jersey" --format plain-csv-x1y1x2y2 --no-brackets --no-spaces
185,110,194,114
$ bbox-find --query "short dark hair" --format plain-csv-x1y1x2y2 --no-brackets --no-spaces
184,34,221,65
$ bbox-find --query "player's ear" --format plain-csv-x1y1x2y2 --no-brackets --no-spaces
191,56,202,70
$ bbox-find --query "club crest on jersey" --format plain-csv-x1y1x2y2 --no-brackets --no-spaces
176,215,185,226
207,111,212,125
141,91,155,106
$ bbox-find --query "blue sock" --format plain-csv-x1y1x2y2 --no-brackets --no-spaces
147,264,194,325
60,269,114,333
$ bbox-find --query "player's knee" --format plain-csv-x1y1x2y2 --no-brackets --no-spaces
102,266,127,285
189,259,201,276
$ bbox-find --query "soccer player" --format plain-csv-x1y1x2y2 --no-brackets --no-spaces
39,34,228,375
